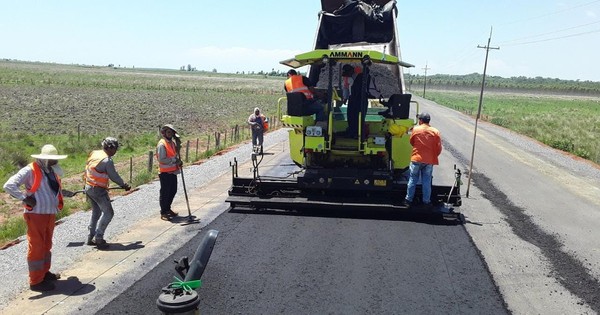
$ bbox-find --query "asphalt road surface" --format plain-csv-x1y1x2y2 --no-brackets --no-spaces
99,94,600,314
98,151,507,315
4,93,598,314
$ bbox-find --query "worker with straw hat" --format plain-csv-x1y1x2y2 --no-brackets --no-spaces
3,144,67,292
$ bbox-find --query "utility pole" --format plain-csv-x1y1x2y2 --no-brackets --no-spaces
466,27,499,198
422,62,430,98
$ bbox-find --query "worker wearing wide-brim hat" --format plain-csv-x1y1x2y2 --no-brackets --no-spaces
156,124,182,221
3,144,67,292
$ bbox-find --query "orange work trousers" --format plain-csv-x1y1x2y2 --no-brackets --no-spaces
24,213,55,285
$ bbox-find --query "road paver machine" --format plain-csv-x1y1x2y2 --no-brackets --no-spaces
227,0,462,217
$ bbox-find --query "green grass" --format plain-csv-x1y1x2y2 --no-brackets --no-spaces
425,90,600,163
0,61,278,246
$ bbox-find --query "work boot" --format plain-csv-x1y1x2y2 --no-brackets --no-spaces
86,235,96,246
94,238,109,250
44,271,61,282
30,280,55,292
161,213,172,221
402,199,413,208
166,210,179,217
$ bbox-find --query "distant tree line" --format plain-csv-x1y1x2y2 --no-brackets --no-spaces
407,73,600,95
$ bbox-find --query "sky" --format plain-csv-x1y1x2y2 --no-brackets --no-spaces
1,0,599,81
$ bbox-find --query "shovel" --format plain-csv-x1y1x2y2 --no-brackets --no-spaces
62,186,128,198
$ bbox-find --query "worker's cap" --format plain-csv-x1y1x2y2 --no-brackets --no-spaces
254,107,260,113
161,124,180,138
102,137,119,149
287,69,297,76
31,144,68,160
417,112,431,123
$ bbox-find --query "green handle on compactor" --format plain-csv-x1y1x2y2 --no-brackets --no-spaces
170,276,202,291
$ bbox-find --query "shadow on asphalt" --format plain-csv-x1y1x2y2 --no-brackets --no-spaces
29,276,95,300
229,207,463,226
164,215,201,226
97,241,145,251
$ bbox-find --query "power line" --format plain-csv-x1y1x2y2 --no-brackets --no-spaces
502,28,600,46
422,62,430,98
498,20,600,45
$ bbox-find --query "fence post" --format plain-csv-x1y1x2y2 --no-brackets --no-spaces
185,140,190,162
195,138,199,160
215,132,218,148
129,156,133,183
206,134,211,154
148,150,153,173
224,130,227,146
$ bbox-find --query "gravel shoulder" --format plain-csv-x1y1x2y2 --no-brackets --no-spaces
0,129,289,314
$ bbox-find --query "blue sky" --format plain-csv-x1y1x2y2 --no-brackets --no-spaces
1,1,599,81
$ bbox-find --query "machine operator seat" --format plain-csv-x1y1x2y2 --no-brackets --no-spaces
286,92,309,116
378,94,412,119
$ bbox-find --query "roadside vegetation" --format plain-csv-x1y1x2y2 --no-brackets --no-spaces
422,90,600,164
0,60,284,247
407,73,600,95
1,60,599,247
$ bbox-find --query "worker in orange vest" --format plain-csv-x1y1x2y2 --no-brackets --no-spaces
3,144,67,292
156,124,183,221
284,69,326,121
84,137,131,249
404,113,442,208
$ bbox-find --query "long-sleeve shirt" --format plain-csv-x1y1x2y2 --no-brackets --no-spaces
3,161,62,214
87,157,127,188
248,114,265,132
409,123,442,165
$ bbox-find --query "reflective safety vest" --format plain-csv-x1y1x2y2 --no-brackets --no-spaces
85,150,110,188
157,138,178,173
26,162,63,211
285,75,314,100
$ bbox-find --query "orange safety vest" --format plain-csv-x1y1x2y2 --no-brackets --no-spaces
85,150,110,188
157,138,179,173
285,75,314,100
26,162,63,211
262,115,269,131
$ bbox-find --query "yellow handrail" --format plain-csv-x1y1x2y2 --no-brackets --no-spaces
277,97,287,121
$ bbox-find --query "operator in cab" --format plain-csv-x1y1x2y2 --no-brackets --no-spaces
284,69,326,121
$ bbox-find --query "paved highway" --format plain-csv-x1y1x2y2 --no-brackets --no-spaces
2,93,598,314
99,149,507,314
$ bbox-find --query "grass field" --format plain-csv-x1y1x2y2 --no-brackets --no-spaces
424,90,600,164
2,61,599,247
0,61,285,246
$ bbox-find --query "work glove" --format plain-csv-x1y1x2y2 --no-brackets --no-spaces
122,183,132,191
176,158,184,167
61,189,75,198
23,196,37,208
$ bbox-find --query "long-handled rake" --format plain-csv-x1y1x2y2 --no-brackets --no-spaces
176,138,200,225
